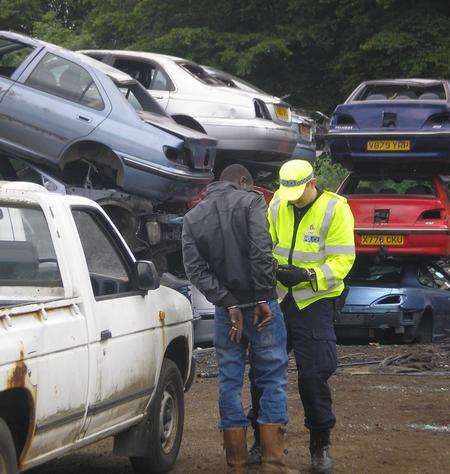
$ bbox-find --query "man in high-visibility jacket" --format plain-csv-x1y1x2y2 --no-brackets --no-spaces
262,159,354,473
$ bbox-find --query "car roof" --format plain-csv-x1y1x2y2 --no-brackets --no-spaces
0,31,133,83
79,49,185,65
360,78,446,86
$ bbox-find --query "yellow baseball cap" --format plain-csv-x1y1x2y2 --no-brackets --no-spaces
278,160,314,201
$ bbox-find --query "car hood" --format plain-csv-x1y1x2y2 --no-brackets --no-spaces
138,111,217,145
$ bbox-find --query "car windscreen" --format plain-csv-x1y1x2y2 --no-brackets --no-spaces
0,205,64,295
355,83,446,101
115,81,165,115
177,61,224,86
342,176,436,196
347,258,404,284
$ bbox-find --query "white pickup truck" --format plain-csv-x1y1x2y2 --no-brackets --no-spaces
0,182,193,473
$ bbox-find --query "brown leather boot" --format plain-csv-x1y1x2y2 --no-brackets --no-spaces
223,427,248,473
260,424,294,473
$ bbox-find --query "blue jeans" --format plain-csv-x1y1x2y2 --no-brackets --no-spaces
214,299,288,430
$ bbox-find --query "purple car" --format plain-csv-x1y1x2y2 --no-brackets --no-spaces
326,79,450,168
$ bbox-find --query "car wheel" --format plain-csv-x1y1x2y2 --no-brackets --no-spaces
415,312,433,343
0,418,18,474
130,359,184,473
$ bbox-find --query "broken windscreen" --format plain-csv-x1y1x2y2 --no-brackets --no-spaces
116,80,165,115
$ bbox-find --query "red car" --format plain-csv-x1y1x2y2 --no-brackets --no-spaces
338,172,450,256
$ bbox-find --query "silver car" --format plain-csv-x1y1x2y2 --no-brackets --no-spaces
0,32,216,204
204,66,317,162
80,50,297,171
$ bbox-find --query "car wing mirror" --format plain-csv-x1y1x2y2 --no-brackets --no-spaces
135,260,160,291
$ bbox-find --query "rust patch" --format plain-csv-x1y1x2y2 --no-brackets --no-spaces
6,348,37,467
7,349,27,388
159,311,166,351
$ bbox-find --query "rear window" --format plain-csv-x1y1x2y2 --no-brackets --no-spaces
355,83,446,101
116,81,165,115
342,176,436,196
0,205,63,292
177,62,223,86
347,258,404,284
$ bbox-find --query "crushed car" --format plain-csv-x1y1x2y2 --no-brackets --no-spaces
338,171,450,256
326,79,450,167
203,65,317,162
80,50,298,173
0,181,193,473
0,31,217,271
336,255,450,343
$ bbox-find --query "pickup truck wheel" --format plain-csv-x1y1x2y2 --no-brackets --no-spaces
130,359,184,473
0,418,18,474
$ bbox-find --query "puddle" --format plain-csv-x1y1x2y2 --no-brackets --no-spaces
408,423,450,433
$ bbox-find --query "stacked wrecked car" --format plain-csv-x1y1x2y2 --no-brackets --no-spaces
327,79,450,342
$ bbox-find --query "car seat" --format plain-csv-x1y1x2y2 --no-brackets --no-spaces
405,184,433,195
58,67,84,101
419,92,440,100
365,94,387,101
354,186,374,194
28,68,58,94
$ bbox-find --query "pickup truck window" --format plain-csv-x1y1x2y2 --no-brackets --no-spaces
0,38,34,79
0,205,63,290
25,52,105,110
72,209,133,298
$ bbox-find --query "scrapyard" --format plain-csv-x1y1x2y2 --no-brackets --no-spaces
0,22,449,474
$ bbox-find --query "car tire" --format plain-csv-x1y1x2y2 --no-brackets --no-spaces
415,313,433,344
0,417,18,474
130,359,184,473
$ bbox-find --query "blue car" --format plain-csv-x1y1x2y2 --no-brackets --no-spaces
326,79,450,168
335,256,450,343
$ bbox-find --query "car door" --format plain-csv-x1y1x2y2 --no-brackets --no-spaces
111,56,173,110
70,207,159,436
0,51,110,165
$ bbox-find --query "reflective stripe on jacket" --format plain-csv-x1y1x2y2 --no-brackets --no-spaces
268,190,355,310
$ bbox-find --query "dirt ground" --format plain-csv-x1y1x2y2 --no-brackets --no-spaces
32,343,450,474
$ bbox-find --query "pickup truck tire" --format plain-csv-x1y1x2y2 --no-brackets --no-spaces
130,359,184,473
0,418,18,474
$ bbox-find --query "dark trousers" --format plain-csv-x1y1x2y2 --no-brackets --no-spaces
249,295,337,432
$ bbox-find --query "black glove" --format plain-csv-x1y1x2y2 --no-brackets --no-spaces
276,264,312,287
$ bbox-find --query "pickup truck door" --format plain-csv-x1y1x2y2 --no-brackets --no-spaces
70,207,159,436
0,50,110,164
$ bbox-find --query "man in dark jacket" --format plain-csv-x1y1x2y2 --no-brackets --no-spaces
182,164,290,473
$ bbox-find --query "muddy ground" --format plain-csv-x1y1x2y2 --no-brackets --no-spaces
33,343,450,473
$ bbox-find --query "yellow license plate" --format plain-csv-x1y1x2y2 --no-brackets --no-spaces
360,234,405,246
275,105,289,121
367,140,410,151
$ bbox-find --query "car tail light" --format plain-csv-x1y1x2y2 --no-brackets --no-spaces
333,114,355,129
374,295,401,305
254,99,271,120
164,145,189,166
419,208,443,220
426,112,450,128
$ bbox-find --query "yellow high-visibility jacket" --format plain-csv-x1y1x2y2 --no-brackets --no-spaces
268,190,355,310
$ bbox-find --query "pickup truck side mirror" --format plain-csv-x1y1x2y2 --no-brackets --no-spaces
135,260,160,291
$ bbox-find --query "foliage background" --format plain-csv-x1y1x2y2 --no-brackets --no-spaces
1,0,447,187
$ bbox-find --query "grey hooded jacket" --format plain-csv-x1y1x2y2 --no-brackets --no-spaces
182,181,277,307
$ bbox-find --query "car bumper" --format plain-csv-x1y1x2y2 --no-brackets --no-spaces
334,309,420,340
200,117,297,162
355,228,450,256
326,131,450,166
292,141,316,161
